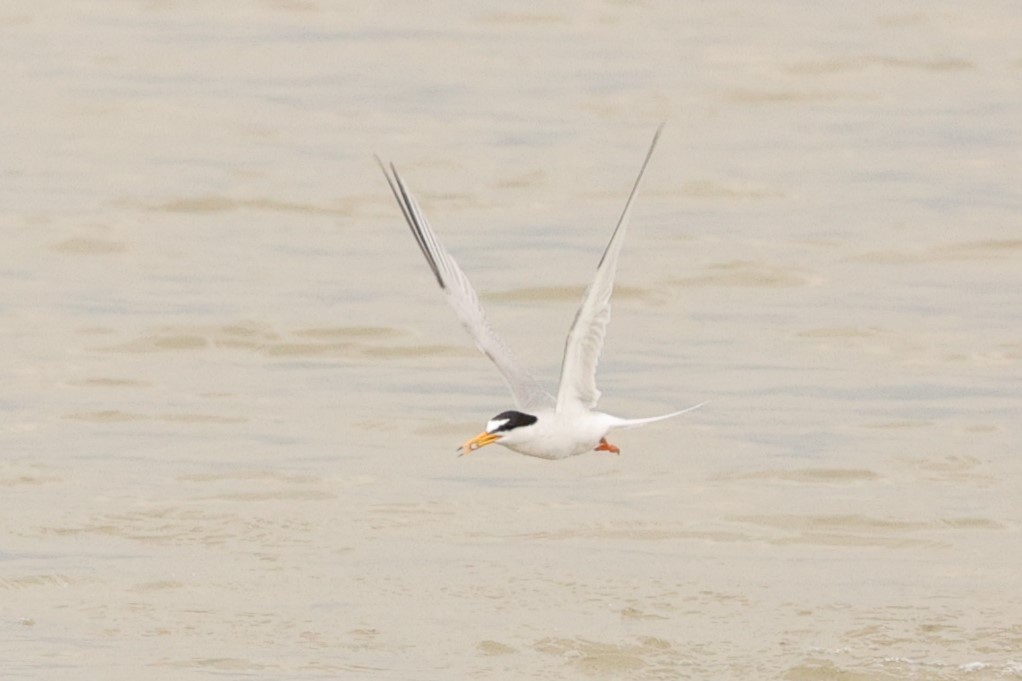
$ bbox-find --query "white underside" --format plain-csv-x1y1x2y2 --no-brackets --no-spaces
495,410,613,459
494,405,701,460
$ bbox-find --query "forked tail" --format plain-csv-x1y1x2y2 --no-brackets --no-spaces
610,401,707,430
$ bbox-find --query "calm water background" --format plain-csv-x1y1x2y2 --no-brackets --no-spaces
2,2,1021,679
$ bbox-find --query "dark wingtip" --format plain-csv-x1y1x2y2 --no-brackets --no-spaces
377,158,446,290
595,125,664,269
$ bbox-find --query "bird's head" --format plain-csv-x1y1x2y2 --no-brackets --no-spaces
459,410,538,455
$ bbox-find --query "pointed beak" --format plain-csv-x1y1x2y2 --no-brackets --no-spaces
458,431,501,456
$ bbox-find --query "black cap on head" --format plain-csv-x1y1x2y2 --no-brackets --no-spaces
487,410,538,433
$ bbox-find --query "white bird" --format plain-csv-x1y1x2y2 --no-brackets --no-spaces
379,125,703,459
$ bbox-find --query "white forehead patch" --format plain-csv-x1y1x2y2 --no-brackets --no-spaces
486,417,509,433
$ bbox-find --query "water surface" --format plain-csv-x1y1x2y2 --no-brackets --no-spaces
2,2,1021,679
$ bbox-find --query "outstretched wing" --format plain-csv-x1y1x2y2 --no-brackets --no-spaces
379,160,556,411
555,125,663,412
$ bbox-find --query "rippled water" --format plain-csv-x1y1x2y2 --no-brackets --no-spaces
3,2,1021,679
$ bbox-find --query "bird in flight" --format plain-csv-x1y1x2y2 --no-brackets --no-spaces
379,126,702,459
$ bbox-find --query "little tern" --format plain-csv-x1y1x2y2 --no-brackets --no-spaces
379,126,702,459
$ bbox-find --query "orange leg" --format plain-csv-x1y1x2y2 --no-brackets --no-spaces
595,437,620,455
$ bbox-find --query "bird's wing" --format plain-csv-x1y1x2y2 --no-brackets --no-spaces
379,159,556,411
555,125,663,412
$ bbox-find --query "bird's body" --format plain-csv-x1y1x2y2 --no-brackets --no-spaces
379,125,702,460
488,409,691,460
494,409,615,459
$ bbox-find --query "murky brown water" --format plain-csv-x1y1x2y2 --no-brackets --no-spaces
3,2,1021,679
